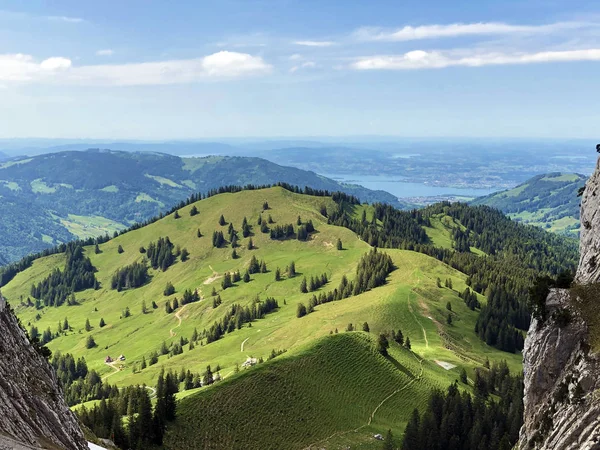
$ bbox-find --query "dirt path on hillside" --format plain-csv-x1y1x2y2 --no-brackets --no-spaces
203,265,222,285
169,304,187,337
303,351,425,449
241,337,249,352
102,361,121,381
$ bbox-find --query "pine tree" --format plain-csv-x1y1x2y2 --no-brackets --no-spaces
153,370,167,445
404,336,411,350
248,238,254,250
85,318,91,332
337,238,343,250
362,322,370,332
63,317,69,331
275,267,281,281
402,409,421,450
219,215,226,226
99,318,106,328
203,365,214,386
288,261,296,278
189,205,198,216
377,333,389,355
197,228,202,238
174,210,180,219
85,335,96,349
296,303,307,318
243,270,250,283
94,244,100,254
460,367,468,384
141,356,147,370
231,249,238,259
164,282,175,296
447,313,453,325
117,244,124,254
180,248,189,262
300,277,308,293
383,429,395,450
141,300,147,314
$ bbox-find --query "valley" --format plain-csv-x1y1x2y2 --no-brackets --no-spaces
2,184,576,449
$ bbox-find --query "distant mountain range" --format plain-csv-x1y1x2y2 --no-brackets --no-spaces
0,149,408,263
472,172,586,237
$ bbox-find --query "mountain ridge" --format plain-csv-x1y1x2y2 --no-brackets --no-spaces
472,172,586,237
0,149,408,264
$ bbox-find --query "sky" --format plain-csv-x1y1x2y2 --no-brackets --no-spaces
0,0,599,139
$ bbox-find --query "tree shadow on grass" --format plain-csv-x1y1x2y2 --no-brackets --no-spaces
385,354,417,380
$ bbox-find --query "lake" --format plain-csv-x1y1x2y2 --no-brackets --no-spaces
320,173,499,199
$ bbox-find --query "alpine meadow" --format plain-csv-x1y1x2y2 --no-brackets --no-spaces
1,182,578,449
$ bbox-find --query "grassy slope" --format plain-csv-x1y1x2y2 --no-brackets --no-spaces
6,187,521,449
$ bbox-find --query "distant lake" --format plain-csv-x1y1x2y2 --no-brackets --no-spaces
320,173,499,199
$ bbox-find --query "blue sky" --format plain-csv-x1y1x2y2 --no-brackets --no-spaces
0,0,599,139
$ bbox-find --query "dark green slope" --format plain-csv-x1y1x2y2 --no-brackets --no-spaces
0,149,407,263
471,172,586,237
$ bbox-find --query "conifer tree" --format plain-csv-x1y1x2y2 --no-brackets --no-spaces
219,215,226,226
189,205,198,216
337,238,343,250
99,318,106,328
85,318,91,332
117,244,124,254
180,248,189,262
174,210,180,219
296,303,307,318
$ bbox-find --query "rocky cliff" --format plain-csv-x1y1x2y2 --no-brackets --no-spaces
519,157,600,449
0,297,88,450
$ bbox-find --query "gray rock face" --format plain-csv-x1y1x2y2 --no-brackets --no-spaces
519,157,600,449
577,156,600,284
0,300,88,450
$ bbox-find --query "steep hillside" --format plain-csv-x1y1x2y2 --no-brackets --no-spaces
0,298,87,449
472,173,586,237
3,187,527,449
0,149,406,263
519,163,600,449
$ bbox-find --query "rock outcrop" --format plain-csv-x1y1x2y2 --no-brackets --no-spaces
0,297,88,450
519,157,600,450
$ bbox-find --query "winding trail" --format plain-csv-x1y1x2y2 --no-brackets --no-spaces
303,352,425,450
169,304,187,337
241,337,249,352
203,265,222,285
102,361,121,381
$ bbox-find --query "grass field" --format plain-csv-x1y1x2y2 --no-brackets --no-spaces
5,187,522,448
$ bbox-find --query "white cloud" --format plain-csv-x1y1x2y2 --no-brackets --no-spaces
351,48,600,70
96,49,114,57
39,57,72,70
290,61,316,73
0,51,272,85
354,21,592,42
46,15,85,23
289,54,303,61
293,40,335,47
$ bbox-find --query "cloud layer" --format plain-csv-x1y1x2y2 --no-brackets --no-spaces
0,51,272,85
354,21,591,41
293,40,335,47
352,48,600,70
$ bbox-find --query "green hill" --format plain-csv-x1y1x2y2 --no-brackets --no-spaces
4,186,531,449
0,149,408,263
472,172,586,237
